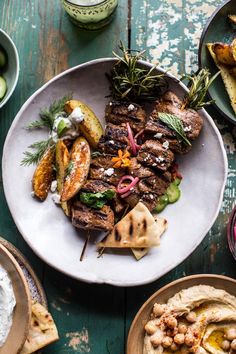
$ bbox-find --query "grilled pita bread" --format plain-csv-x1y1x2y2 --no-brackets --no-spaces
20,302,59,354
132,215,168,260
207,43,236,115
97,202,166,249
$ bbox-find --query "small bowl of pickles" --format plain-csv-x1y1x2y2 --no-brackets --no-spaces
0,29,19,109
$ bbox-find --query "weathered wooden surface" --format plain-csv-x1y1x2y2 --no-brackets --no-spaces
0,0,235,353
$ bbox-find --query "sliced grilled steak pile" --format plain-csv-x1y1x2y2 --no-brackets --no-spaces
137,140,174,171
72,201,114,231
127,158,155,178
97,123,129,154
145,91,203,154
89,155,125,185
81,179,116,194
105,101,146,132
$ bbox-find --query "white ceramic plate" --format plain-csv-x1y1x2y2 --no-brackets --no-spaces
2,58,228,286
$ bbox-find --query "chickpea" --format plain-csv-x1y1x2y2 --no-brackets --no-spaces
144,323,156,335
151,335,163,347
221,340,231,351
186,312,197,323
178,323,188,334
165,315,178,329
162,336,173,348
226,329,236,341
167,327,179,337
185,333,195,347
174,333,185,345
153,303,167,317
231,339,236,351
171,343,179,352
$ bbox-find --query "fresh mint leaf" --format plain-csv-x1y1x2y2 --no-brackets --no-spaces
80,190,116,209
158,112,191,146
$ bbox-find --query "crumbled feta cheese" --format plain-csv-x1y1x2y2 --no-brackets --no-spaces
50,180,57,193
202,143,205,147
156,156,164,163
68,107,84,124
162,140,169,150
52,193,61,204
109,102,113,106
109,140,115,144
183,125,192,132
128,104,135,111
153,163,157,166
149,194,154,200
154,132,163,139
104,168,114,176
100,168,105,172
31,191,35,198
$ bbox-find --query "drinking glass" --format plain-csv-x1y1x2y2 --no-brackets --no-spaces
62,0,118,30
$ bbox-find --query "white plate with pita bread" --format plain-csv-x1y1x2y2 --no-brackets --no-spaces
2,58,227,286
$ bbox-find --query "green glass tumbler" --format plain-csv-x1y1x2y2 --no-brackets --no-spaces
62,0,118,30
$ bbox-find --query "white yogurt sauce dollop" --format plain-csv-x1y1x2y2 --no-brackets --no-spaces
0,266,16,347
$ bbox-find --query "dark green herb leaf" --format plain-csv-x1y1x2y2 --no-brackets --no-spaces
65,161,75,177
158,113,191,146
91,151,103,158
27,94,72,131
21,139,54,166
181,68,220,110
80,190,116,209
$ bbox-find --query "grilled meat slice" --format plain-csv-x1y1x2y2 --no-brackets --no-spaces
138,173,171,196
145,91,203,154
127,158,155,178
89,155,124,185
137,140,174,171
97,123,129,154
124,186,159,212
81,179,116,194
105,101,146,132
72,201,114,231
112,195,128,214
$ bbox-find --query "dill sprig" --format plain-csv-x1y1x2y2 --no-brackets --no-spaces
108,42,167,102
27,94,72,130
21,139,54,166
181,68,220,110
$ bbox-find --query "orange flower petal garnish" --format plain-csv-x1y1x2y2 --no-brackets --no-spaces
112,150,131,168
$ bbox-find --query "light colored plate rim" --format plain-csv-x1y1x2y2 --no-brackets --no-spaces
2,58,228,286
0,243,31,353
0,29,20,109
198,0,236,124
127,274,236,350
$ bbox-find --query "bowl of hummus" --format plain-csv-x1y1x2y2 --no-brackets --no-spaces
0,243,31,354
127,274,236,354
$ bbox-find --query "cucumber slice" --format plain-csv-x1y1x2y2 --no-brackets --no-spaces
166,183,181,203
154,194,169,213
173,177,181,186
0,76,7,99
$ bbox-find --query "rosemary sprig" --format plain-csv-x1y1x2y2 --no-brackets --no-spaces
158,113,191,146
27,94,72,130
108,42,167,102
21,139,54,166
181,68,220,110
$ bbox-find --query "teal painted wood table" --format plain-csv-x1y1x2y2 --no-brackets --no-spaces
0,1,236,353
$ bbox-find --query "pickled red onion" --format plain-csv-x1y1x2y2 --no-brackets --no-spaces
127,123,137,155
117,175,139,194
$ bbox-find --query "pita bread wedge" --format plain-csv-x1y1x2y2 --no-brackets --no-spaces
207,43,236,115
20,302,59,354
97,202,163,249
132,215,168,260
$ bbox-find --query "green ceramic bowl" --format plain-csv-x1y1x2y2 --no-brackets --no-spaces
199,0,236,124
0,29,19,109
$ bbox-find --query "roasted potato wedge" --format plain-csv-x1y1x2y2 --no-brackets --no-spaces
32,147,55,201
207,43,236,114
64,100,104,148
61,137,91,202
55,140,71,216
229,14,236,26
212,41,236,66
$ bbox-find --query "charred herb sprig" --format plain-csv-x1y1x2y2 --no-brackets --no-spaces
181,68,220,110
21,95,72,166
108,42,167,102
